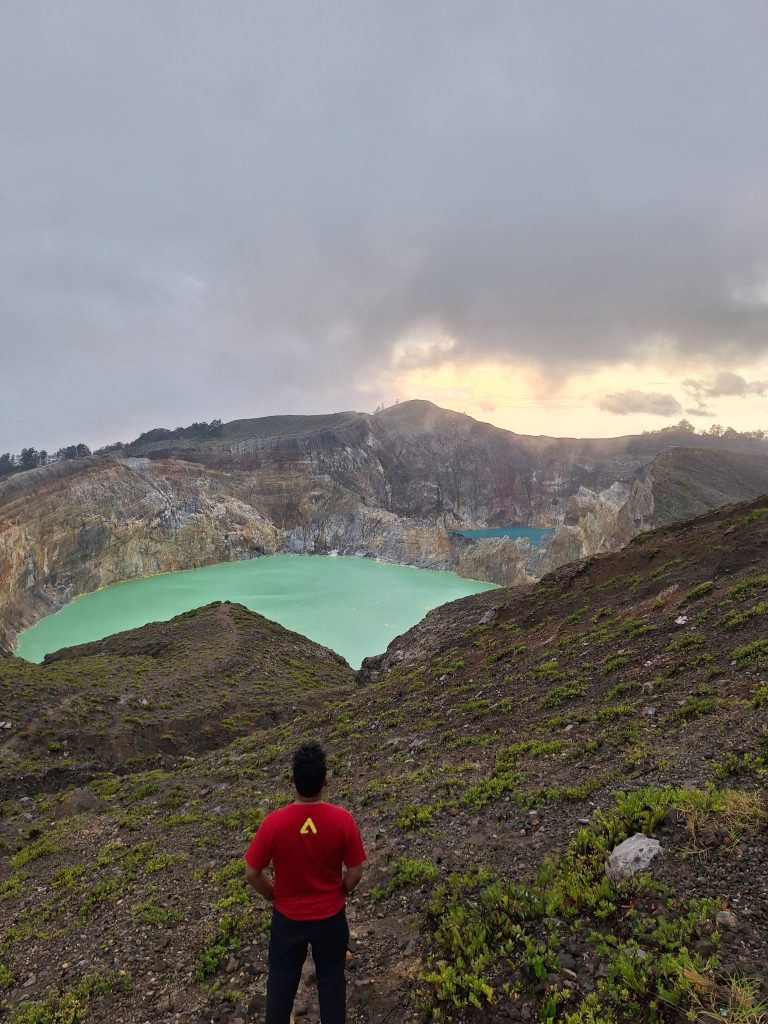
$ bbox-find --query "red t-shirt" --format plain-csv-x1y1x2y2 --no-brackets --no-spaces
244,801,366,921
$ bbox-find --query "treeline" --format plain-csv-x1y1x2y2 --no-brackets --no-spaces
126,419,223,447
0,418,225,479
646,420,767,440
0,443,92,478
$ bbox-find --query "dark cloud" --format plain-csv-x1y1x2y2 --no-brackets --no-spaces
682,372,768,401
597,391,682,417
2,1,768,450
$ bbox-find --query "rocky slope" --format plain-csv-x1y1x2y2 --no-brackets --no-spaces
2,401,768,652
1,495,767,1023
0,603,353,797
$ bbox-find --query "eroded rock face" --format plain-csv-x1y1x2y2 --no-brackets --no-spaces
456,537,536,587
2,401,768,652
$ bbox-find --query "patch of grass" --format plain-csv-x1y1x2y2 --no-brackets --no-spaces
462,740,562,809
618,618,656,639
485,642,525,664
531,660,567,683
145,852,186,874
396,806,435,831
597,703,635,722
6,971,130,1023
732,638,768,667
682,581,714,604
742,507,768,524
132,901,182,926
432,652,466,677
601,654,631,677
459,698,493,716
563,609,585,625
195,912,251,982
50,865,88,891
727,574,768,602
540,681,586,708
371,856,440,900
665,652,713,677
710,752,768,780
10,835,60,870
650,558,683,579
420,786,765,1020
672,696,715,724
0,873,26,901
717,602,767,631
666,632,705,652
605,681,634,700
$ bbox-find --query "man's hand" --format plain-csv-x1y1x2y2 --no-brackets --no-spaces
343,863,363,895
245,863,274,902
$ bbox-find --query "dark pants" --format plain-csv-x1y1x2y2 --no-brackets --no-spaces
266,907,349,1024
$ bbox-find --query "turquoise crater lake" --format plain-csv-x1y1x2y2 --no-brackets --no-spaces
15,555,496,669
453,526,555,544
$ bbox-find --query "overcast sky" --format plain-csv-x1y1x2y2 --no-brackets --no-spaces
2,1,767,452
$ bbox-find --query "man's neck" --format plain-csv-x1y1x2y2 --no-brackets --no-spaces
294,794,324,804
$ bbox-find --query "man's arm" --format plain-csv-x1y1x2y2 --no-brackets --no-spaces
343,863,363,894
245,863,274,902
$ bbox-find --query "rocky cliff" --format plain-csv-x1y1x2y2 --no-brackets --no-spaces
2,401,768,651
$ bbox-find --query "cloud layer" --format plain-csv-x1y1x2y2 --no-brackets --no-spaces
597,391,683,417
1,2,768,449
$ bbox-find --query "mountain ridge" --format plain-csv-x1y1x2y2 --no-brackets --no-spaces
2,401,768,653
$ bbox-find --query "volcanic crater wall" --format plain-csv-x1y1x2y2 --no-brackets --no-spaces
2,401,768,652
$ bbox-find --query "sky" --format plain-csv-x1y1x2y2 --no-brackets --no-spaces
1,1,767,453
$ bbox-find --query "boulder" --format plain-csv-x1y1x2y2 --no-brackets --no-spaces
605,834,662,881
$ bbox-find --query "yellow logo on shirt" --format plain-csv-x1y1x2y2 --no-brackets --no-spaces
300,817,318,835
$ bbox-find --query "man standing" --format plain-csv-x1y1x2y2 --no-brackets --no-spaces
244,742,366,1024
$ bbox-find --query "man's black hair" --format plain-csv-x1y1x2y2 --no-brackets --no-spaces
292,742,327,798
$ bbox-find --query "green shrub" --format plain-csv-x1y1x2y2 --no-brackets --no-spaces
396,806,435,831
727,574,768,602
682,581,713,603
540,681,586,708
7,972,128,1023
372,856,440,900
717,601,767,631
601,654,630,676
665,632,704,652
672,696,715,724
733,638,768,667
419,786,761,1020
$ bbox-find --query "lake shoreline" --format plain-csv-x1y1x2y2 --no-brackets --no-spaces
15,553,497,670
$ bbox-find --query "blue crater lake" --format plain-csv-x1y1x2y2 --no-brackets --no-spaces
454,527,555,545
15,555,497,670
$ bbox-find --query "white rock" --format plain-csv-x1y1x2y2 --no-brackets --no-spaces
605,834,662,881
675,615,688,625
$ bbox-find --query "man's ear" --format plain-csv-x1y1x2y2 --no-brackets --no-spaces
323,776,329,788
